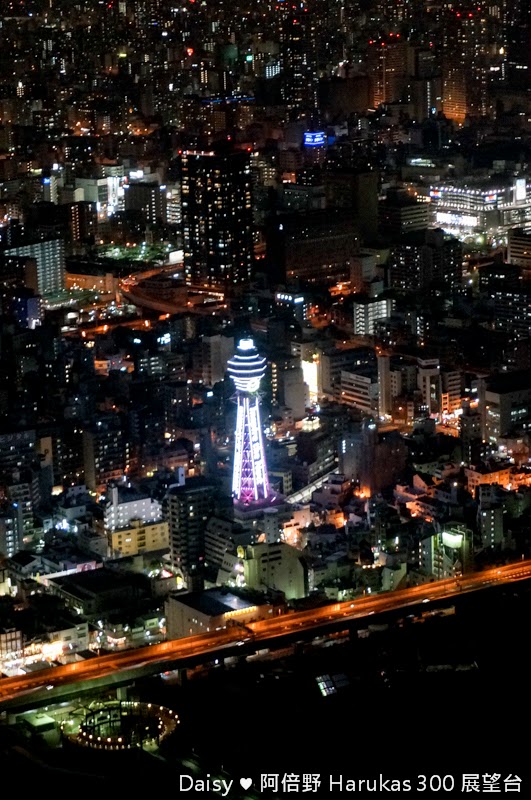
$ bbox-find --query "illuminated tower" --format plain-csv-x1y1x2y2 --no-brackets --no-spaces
228,338,270,505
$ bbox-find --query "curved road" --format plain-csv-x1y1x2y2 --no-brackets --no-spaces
1,561,530,705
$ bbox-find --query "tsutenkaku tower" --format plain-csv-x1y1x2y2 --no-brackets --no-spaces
227,338,270,505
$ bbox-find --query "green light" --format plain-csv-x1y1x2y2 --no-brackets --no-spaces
246,54,253,62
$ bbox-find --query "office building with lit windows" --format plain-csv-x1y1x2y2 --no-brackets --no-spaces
504,0,531,86
379,188,433,238
166,477,215,581
265,211,359,285
507,228,531,277
124,181,168,226
353,294,395,336
366,36,411,108
480,370,531,443
1,237,65,296
388,229,462,292
279,1,318,115
180,147,253,293
82,417,130,493
442,4,490,124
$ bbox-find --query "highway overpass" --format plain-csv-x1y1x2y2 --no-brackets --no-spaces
2,560,531,713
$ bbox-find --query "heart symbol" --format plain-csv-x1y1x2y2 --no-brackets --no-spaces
240,778,253,790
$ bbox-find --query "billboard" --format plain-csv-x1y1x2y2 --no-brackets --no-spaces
304,131,326,147
436,212,478,228
515,178,527,202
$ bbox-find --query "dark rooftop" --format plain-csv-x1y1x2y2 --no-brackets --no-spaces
9,551,39,568
171,588,256,617
166,476,215,497
50,567,139,598
486,370,531,394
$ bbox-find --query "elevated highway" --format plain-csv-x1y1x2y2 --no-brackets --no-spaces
2,560,531,712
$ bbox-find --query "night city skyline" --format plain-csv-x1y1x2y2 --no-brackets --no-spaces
0,0,531,794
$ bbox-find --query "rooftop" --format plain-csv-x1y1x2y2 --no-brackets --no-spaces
171,588,256,617
486,370,531,394
166,476,215,497
467,462,511,474
106,484,151,505
9,551,40,568
50,567,138,599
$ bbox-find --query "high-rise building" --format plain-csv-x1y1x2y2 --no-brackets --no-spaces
353,294,395,336
507,228,531,277
490,286,531,340
266,210,359,285
379,188,433,238
82,416,129,493
99,484,168,559
0,430,37,484
133,0,164,27
480,370,531,443
7,468,41,542
198,334,234,388
9,288,43,330
417,358,441,416
0,255,38,292
65,202,97,245
442,4,490,124
1,238,65,296
279,1,318,115
339,368,379,414
366,36,412,108
124,182,168,226
504,0,531,86
165,477,215,579
228,338,270,506
388,229,463,292
319,346,374,398
0,506,18,558
377,353,391,418
180,147,253,293
324,169,379,241
42,175,58,204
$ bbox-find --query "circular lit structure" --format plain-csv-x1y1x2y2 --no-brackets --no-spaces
64,701,179,752
227,338,270,505
227,337,267,394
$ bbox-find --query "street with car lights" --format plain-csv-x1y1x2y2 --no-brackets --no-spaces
1,560,530,707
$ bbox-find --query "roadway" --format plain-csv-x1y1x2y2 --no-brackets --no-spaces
1,560,531,707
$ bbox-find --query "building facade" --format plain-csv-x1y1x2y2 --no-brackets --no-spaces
180,148,253,293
